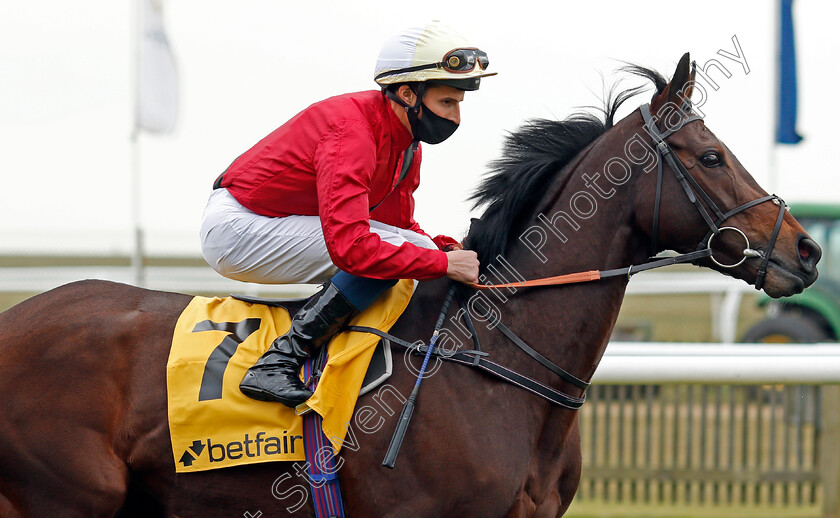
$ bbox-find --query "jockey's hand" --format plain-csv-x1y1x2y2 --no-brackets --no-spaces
445,250,479,285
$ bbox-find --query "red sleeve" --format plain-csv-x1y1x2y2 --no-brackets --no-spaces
434,234,462,250
404,219,461,251
382,148,461,251
314,121,448,280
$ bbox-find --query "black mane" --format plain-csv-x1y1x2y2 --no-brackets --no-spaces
465,65,668,267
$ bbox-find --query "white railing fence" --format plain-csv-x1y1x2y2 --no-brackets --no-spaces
597,342,840,384
585,342,840,518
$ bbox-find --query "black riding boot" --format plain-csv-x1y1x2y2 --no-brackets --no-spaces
239,282,358,407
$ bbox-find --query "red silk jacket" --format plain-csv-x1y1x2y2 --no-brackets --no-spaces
216,90,457,280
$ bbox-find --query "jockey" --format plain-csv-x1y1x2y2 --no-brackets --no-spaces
200,20,495,408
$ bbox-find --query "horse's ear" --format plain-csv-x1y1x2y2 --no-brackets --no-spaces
651,52,693,114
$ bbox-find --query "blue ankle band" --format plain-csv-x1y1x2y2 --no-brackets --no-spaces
330,271,398,311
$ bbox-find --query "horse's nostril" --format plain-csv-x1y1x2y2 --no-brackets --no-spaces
798,237,822,267
800,243,811,260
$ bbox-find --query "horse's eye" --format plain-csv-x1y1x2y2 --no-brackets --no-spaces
701,152,722,168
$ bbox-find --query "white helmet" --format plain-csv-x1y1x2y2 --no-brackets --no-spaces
374,20,496,91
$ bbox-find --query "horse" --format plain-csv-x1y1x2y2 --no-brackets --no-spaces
0,53,820,517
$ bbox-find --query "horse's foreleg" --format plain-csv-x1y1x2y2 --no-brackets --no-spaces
553,421,582,517
505,489,538,517
528,418,583,518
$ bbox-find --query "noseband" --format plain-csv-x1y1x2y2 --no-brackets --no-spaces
640,103,787,290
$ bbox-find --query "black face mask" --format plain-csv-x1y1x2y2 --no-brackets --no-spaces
384,85,460,144
408,101,459,144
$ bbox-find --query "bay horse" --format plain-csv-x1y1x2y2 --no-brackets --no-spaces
0,53,820,517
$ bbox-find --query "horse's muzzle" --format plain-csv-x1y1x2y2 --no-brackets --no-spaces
797,235,821,280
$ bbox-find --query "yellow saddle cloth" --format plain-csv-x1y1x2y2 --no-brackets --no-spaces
166,280,413,473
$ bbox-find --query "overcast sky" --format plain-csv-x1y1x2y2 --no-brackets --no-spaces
1,0,838,255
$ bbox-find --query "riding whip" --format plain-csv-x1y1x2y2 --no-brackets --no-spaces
382,284,456,468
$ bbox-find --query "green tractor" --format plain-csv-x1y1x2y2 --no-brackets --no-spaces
742,203,840,343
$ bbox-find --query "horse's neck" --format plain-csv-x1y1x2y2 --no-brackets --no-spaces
493,224,631,387
475,121,648,391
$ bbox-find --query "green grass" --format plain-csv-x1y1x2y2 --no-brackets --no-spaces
614,292,766,342
0,292,31,312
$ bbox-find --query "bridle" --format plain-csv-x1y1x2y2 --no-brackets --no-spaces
471,103,789,292
640,103,787,291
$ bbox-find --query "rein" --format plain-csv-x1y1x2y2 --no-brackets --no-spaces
472,103,788,292
348,290,589,411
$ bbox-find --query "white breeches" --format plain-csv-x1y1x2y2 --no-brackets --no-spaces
200,188,437,284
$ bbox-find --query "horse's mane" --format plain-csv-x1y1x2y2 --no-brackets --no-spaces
465,65,668,267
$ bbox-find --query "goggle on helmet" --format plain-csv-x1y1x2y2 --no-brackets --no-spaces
374,21,497,91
